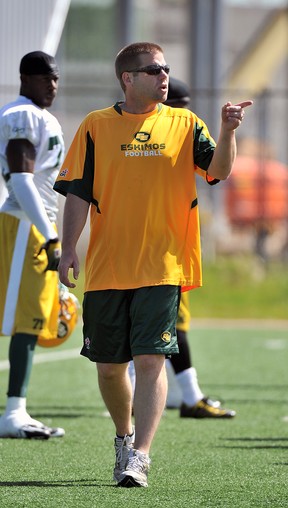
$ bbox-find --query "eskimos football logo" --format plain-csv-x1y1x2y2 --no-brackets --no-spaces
134,132,151,142
121,131,165,157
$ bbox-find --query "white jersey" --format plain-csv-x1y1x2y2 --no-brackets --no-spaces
0,95,64,222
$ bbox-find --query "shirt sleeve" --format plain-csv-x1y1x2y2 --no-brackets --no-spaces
193,117,219,186
53,120,95,203
0,108,41,146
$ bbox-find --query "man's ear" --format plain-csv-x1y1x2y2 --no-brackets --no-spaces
122,71,133,88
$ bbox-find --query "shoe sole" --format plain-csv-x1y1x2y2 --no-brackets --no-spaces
3,426,65,439
180,413,235,418
19,425,51,439
118,476,147,488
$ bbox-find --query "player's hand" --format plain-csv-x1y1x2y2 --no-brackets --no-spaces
58,250,79,289
40,238,61,271
222,100,253,130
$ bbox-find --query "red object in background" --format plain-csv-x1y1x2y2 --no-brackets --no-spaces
225,155,288,225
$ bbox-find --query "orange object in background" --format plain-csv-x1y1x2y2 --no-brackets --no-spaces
225,155,288,225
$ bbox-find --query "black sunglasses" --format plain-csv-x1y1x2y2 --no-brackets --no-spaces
127,64,170,76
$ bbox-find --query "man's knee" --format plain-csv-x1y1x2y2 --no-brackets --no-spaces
96,362,128,381
133,354,165,376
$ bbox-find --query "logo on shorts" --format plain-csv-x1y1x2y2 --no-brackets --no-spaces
84,337,91,349
59,168,68,177
161,331,171,343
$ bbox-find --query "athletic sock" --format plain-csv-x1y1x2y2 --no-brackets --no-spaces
176,367,204,407
4,396,27,414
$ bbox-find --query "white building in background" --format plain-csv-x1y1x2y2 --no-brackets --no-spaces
0,0,71,206
0,0,70,104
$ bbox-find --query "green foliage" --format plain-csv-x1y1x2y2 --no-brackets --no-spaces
63,5,116,60
190,255,288,319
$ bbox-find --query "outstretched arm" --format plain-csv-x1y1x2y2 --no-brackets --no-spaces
208,100,253,180
58,193,90,288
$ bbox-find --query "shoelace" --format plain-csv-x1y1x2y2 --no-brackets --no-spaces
115,434,133,465
127,453,149,472
115,439,125,464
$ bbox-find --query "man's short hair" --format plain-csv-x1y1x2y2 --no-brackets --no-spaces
115,42,163,91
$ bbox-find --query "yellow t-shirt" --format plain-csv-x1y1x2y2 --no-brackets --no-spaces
54,103,217,292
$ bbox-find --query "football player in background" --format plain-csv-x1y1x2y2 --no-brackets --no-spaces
0,51,65,439
164,78,236,418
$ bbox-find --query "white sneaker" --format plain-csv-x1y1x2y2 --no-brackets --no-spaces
113,427,135,482
27,416,65,438
47,426,65,438
118,449,151,488
0,411,65,439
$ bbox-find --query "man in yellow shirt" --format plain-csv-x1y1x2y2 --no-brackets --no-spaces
54,42,252,487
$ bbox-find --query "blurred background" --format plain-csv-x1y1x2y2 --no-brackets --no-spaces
0,0,287,318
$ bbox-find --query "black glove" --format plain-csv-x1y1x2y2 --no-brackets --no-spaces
41,238,61,271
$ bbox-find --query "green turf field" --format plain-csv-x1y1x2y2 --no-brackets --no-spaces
1,319,288,507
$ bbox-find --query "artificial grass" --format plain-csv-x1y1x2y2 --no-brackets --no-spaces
0,322,288,507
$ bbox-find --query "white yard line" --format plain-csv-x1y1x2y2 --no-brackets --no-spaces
0,347,80,372
190,318,288,330
0,319,287,372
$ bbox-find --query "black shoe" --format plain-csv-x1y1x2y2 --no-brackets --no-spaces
180,397,236,418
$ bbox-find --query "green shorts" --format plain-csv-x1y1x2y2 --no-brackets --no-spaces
81,285,181,363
